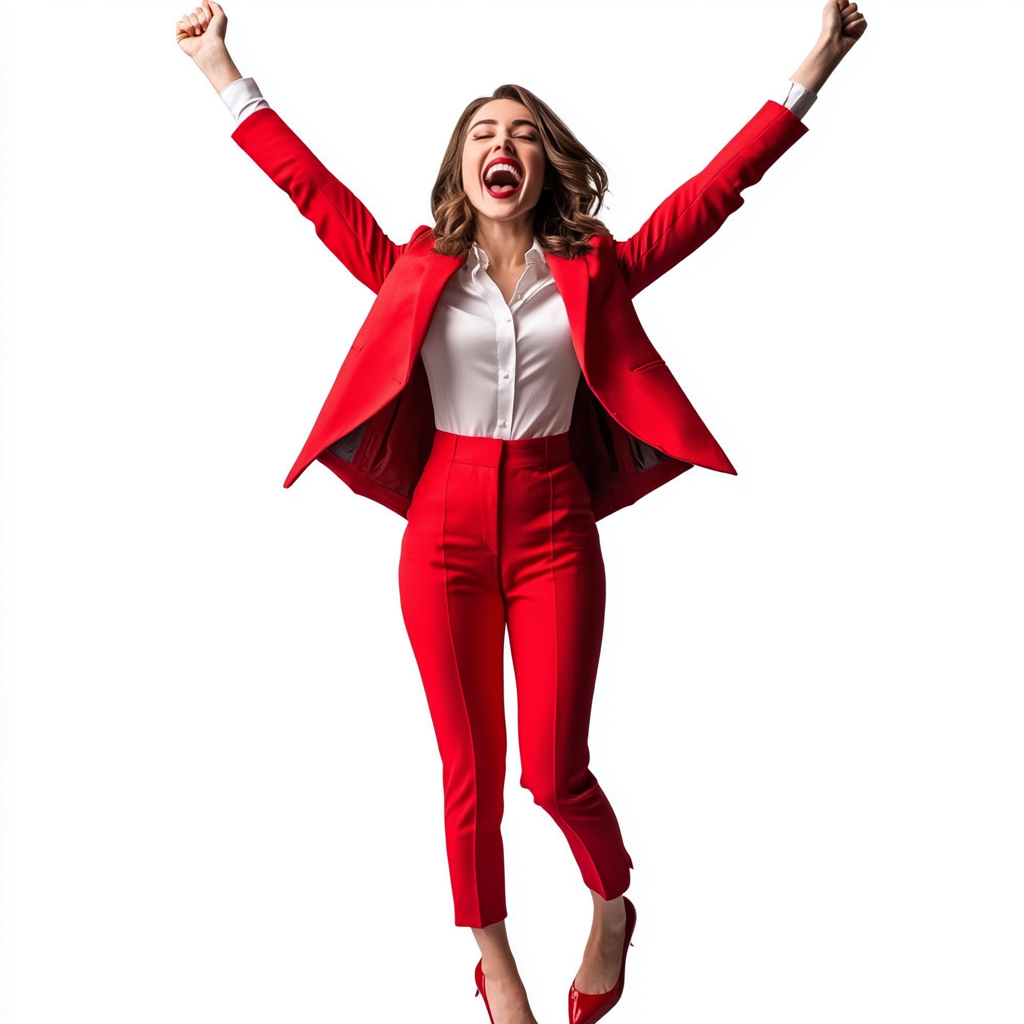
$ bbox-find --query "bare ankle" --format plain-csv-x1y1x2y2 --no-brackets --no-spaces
481,956,522,984
590,894,626,929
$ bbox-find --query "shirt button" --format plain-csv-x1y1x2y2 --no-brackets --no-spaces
503,373,509,379
499,420,506,426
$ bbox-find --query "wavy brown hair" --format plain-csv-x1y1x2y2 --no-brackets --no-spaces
430,84,611,260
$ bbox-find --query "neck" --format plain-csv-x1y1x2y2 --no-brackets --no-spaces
472,211,536,269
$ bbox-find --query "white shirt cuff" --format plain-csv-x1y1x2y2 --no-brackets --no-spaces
219,76,269,124
781,79,818,121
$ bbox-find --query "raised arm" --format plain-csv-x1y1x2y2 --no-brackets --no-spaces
789,0,868,93
175,1,407,294
614,0,867,298
613,102,809,298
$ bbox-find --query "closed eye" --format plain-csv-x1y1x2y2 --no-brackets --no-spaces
471,134,537,141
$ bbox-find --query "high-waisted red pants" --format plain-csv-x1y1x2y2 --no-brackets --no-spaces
398,429,633,928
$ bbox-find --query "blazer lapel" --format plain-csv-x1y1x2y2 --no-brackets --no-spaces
399,242,466,381
545,251,590,376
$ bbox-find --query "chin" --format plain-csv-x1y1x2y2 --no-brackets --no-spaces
472,197,538,222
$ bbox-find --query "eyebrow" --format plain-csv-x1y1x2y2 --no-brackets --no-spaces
468,118,539,132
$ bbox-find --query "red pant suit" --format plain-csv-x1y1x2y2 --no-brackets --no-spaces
231,100,808,927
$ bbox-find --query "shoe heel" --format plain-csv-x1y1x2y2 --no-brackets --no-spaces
475,958,495,1023
567,897,637,1024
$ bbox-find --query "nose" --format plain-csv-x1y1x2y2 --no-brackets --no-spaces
491,132,516,154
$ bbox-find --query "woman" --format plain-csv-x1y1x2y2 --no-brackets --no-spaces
176,4,867,1022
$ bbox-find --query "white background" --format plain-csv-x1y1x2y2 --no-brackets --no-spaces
1,1,1021,1022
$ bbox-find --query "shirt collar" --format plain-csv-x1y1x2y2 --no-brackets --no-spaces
467,237,547,271
526,237,548,266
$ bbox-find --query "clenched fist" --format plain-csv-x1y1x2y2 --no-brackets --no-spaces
175,0,228,61
820,0,868,57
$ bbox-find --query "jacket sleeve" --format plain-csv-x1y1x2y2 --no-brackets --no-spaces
230,108,411,295
614,101,809,299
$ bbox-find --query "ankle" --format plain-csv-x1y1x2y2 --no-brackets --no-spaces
591,896,626,924
480,955,522,983
591,892,625,911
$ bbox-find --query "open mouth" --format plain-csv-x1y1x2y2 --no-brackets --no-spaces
483,157,523,199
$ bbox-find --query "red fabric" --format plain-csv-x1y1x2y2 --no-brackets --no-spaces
231,101,808,519
398,430,633,927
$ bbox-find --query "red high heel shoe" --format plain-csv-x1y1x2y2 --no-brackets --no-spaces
474,957,495,1023
567,896,637,1024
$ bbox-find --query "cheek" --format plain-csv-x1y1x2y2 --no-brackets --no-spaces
460,152,477,194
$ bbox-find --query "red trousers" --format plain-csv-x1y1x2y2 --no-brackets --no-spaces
398,429,633,928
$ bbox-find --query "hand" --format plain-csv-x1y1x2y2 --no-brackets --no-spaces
790,0,867,93
818,0,868,59
175,0,227,62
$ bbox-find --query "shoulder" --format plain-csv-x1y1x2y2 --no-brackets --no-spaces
399,224,438,257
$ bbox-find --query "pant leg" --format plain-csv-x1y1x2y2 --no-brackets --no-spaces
398,448,509,928
500,453,634,900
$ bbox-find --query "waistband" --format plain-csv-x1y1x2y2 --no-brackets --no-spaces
429,430,573,469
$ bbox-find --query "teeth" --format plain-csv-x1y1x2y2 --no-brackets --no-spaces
485,162,522,186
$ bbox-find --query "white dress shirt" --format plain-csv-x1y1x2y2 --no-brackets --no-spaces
220,77,817,439
420,237,580,438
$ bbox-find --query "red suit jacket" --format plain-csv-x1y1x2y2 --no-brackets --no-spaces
232,100,808,520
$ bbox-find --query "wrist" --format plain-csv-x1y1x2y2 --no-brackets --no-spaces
790,38,843,94
193,37,223,66
812,35,845,68
197,48,242,93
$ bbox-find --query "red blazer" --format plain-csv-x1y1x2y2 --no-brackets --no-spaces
232,100,808,520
